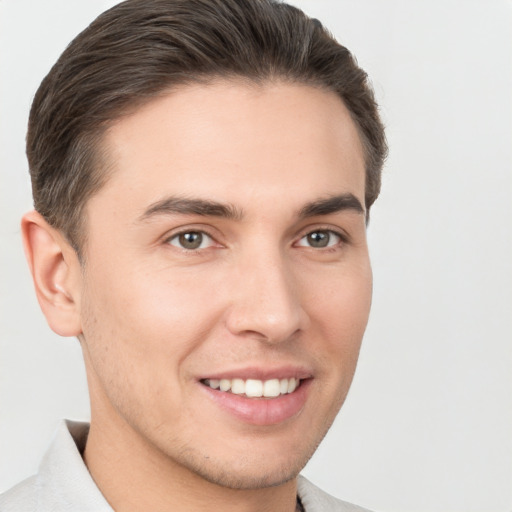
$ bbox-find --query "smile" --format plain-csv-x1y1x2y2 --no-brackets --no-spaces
202,377,299,398
199,372,312,425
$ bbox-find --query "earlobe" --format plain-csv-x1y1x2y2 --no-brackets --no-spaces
21,210,83,337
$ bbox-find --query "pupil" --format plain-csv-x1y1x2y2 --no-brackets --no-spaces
308,231,329,248
179,232,202,249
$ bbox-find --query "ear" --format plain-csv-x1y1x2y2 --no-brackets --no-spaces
21,210,83,337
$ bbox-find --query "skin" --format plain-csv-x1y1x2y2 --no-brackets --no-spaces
23,81,372,512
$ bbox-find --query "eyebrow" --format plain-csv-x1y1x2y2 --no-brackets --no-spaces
299,194,365,218
139,197,243,221
138,193,364,223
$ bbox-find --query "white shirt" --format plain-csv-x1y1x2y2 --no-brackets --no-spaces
0,420,372,511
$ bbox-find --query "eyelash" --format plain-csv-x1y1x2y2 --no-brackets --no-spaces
295,228,347,250
165,229,218,251
164,227,348,252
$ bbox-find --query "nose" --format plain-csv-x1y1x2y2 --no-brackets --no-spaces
224,249,308,344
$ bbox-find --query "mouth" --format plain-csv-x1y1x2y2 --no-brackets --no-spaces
201,377,301,398
199,373,311,426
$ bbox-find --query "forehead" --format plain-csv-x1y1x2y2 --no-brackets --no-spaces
93,80,366,218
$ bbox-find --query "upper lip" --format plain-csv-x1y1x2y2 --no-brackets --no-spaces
198,365,313,382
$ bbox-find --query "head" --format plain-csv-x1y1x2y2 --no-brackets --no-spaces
22,0,387,497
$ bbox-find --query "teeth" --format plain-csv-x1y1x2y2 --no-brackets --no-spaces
231,378,245,395
204,377,301,397
263,379,280,397
219,379,231,392
245,379,263,397
209,379,220,389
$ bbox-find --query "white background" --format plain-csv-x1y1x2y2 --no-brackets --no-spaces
1,1,511,511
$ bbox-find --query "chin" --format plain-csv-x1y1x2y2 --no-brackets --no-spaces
170,432,325,491
187,459,303,490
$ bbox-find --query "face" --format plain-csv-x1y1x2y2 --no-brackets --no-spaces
77,81,372,489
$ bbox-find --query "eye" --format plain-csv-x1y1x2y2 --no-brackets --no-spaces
167,231,215,250
296,230,342,249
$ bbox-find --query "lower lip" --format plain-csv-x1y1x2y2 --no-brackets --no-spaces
200,379,311,426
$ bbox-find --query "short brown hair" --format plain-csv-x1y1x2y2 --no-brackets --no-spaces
27,0,387,255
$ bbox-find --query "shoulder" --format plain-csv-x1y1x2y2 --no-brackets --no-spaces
0,475,39,511
0,420,111,512
297,475,374,512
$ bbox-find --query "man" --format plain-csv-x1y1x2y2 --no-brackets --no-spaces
0,0,386,510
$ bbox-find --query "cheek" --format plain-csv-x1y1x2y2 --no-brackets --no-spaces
79,264,223,406
310,259,372,325
83,261,220,345
304,261,372,370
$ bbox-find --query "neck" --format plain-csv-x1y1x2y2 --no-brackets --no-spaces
83,414,298,512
